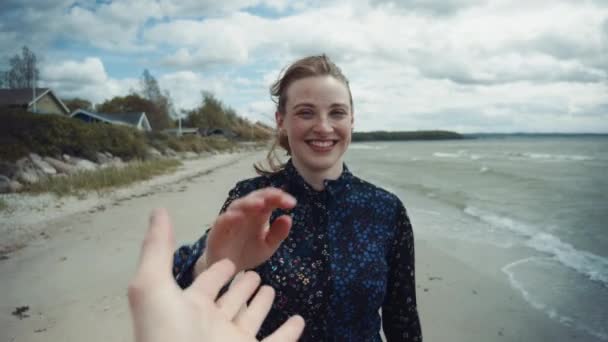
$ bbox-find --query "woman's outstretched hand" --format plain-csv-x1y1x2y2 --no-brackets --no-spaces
128,208,304,342
196,188,297,276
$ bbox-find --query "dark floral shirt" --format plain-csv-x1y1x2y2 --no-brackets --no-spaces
173,160,422,341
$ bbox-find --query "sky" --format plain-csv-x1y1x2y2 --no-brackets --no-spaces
1,0,607,133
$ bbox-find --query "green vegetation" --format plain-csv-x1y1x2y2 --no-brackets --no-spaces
352,130,464,142
25,158,181,196
0,109,148,162
183,92,272,141
62,97,93,112
0,109,251,163
145,131,237,153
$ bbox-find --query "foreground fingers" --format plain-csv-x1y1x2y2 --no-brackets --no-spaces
233,285,275,335
137,208,175,279
216,271,261,319
262,315,306,342
187,259,236,302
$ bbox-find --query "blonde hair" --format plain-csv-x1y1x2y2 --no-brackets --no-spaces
254,54,353,175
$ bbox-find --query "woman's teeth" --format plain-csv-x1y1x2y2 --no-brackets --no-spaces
309,140,335,147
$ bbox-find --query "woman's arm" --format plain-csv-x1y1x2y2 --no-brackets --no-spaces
173,233,209,289
382,201,423,341
172,184,242,289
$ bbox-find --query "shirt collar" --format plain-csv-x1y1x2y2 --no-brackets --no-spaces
283,159,353,198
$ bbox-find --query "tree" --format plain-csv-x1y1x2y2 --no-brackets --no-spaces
62,98,93,112
185,92,233,129
135,69,173,129
140,69,163,103
2,46,40,89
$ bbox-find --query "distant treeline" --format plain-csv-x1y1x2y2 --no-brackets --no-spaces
352,130,464,142
464,133,608,139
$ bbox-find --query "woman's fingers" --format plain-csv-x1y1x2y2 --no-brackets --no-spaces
233,285,275,335
261,190,296,211
211,210,245,240
262,315,305,342
215,271,261,319
264,215,292,247
186,259,236,302
228,188,296,216
227,195,265,215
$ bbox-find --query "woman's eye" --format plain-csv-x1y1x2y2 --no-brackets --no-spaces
331,111,346,117
297,111,314,117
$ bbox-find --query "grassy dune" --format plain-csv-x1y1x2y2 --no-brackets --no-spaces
25,159,182,197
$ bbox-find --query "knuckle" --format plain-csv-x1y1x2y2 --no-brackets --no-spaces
127,278,146,306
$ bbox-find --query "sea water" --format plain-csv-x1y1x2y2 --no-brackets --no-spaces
345,136,608,341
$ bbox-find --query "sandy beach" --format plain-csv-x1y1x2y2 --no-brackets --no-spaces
0,151,597,342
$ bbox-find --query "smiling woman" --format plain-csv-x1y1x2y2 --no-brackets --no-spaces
172,54,422,341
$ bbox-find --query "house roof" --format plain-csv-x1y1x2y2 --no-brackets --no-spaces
0,88,70,114
71,109,147,127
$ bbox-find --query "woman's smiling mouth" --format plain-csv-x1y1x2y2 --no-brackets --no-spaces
306,139,338,151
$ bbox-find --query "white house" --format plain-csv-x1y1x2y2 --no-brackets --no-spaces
71,109,152,132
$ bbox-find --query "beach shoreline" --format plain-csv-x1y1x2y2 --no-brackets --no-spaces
0,151,598,341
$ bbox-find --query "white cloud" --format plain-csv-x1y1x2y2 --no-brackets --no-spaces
40,57,137,105
42,57,108,85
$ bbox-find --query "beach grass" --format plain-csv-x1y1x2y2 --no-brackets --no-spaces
25,158,182,197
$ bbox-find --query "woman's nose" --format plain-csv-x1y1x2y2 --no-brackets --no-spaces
313,116,333,133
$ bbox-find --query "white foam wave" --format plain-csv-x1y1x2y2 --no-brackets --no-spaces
507,152,594,161
464,206,608,286
464,206,535,236
479,166,490,173
433,152,461,158
349,144,386,150
503,258,608,341
527,233,608,285
433,150,484,160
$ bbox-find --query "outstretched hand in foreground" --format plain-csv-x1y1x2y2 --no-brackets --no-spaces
128,208,305,342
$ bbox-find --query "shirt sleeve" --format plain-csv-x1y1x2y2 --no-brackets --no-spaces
172,183,243,289
172,233,208,289
382,201,423,341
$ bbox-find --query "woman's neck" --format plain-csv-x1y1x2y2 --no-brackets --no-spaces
291,158,343,191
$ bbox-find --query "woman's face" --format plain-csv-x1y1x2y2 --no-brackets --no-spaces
277,75,353,177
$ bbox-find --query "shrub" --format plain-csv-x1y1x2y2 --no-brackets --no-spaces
25,159,181,196
0,109,148,161
145,132,237,153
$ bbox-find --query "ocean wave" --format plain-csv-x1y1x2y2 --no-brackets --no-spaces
433,152,461,158
507,152,595,162
503,258,608,341
527,233,608,285
464,206,608,286
349,144,386,150
433,150,484,160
